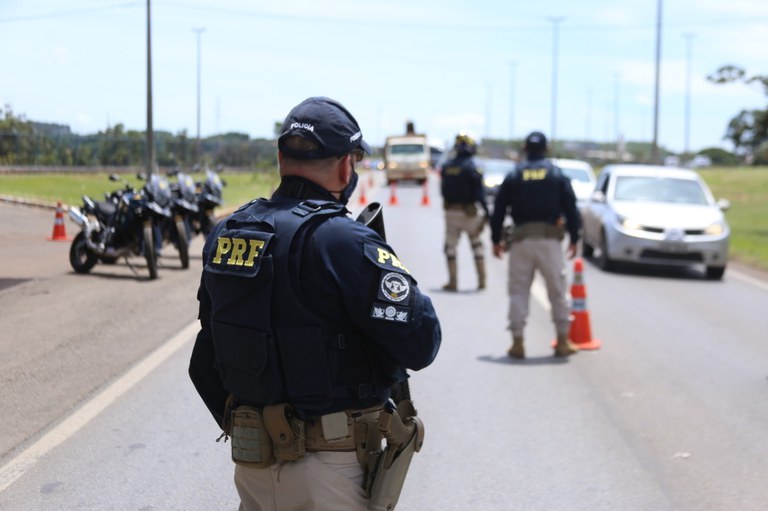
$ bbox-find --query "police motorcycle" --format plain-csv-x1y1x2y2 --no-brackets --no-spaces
192,166,225,238
68,174,170,280
159,168,198,269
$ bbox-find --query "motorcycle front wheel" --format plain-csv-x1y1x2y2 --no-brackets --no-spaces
174,218,190,269
143,223,158,280
70,232,98,274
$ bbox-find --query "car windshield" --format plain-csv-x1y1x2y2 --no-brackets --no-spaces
559,167,592,183
479,160,515,176
613,176,709,205
389,144,425,155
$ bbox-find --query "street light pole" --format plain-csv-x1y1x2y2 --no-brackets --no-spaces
508,60,517,142
684,32,695,156
193,27,205,167
145,0,155,176
651,0,663,164
548,16,565,149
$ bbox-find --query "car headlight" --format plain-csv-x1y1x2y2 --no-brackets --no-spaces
618,215,643,231
483,175,504,188
704,222,725,235
388,162,398,169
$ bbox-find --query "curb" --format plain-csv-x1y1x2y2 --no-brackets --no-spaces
0,195,68,211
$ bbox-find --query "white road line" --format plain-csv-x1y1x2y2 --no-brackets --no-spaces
728,268,768,292
0,320,199,494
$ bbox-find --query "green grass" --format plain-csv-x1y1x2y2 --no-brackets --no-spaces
2,166,768,272
0,170,281,211
698,167,768,271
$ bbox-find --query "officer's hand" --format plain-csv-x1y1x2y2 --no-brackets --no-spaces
566,243,578,259
493,243,505,258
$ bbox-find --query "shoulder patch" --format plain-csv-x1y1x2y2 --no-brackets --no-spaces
371,303,411,323
364,242,410,274
378,271,411,303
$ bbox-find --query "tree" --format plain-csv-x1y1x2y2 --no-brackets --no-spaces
708,65,768,163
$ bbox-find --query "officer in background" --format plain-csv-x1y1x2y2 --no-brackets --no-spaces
489,131,580,358
440,131,490,291
189,96,441,510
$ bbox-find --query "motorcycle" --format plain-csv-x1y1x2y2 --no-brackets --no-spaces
192,166,225,239
154,169,197,270
68,174,171,280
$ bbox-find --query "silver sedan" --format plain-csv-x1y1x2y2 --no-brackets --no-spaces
581,164,730,279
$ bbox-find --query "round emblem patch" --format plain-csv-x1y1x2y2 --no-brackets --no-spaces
380,272,410,303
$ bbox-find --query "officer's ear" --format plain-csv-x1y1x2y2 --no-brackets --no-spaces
338,153,353,184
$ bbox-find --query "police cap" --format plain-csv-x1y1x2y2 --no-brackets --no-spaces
524,131,548,150
278,97,372,160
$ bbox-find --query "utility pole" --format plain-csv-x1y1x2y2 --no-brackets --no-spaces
548,16,565,149
193,27,205,167
145,0,155,176
508,60,518,142
614,72,621,149
684,33,695,156
651,0,662,164
485,82,492,140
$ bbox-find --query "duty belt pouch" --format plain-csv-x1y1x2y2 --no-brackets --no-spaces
263,404,305,462
230,406,275,468
464,204,478,216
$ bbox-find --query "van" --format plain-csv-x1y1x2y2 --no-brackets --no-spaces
383,134,430,185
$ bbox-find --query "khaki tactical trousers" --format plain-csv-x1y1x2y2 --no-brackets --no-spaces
443,209,485,259
506,237,570,337
235,451,367,511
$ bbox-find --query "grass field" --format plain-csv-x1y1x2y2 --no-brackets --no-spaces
1,166,767,271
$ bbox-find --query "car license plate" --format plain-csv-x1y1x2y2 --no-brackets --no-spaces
660,241,688,253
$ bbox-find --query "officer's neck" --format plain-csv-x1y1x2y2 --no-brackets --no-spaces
274,175,338,202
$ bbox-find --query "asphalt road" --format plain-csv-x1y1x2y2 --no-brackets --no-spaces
1,176,768,510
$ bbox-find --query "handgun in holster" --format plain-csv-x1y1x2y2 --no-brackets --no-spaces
364,400,425,511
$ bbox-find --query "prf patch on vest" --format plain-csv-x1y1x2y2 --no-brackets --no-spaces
521,167,549,181
205,231,273,277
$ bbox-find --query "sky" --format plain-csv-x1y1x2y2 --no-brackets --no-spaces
1,0,767,154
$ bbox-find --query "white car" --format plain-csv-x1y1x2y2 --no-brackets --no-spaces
581,164,730,279
552,158,596,211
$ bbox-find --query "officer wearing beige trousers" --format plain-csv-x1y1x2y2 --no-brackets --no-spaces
440,132,490,291
189,97,441,510
489,131,581,358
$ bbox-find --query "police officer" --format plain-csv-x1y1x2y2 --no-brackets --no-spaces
489,131,580,358
189,97,441,510
440,131,490,291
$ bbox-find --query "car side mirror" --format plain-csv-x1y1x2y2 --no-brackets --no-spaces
716,198,731,211
590,190,606,203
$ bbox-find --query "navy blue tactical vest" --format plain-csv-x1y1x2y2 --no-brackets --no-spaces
202,197,389,414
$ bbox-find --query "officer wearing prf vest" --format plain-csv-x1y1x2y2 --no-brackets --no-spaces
439,132,489,291
189,96,441,511
489,131,581,359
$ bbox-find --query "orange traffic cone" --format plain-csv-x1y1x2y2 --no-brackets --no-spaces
358,182,368,206
566,258,601,349
48,201,71,241
388,182,399,206
368,171,375,188
421,180,430,206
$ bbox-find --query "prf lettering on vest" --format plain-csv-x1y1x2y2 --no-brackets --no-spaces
212,236,265,267
522,168,548,181
376,248,410,274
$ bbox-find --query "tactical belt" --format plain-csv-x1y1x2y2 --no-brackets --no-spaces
229,403,382,467
511,222,564,241
444,202,477,215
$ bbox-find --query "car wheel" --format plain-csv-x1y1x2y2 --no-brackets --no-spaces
596,230,615,271
705,265,725,280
